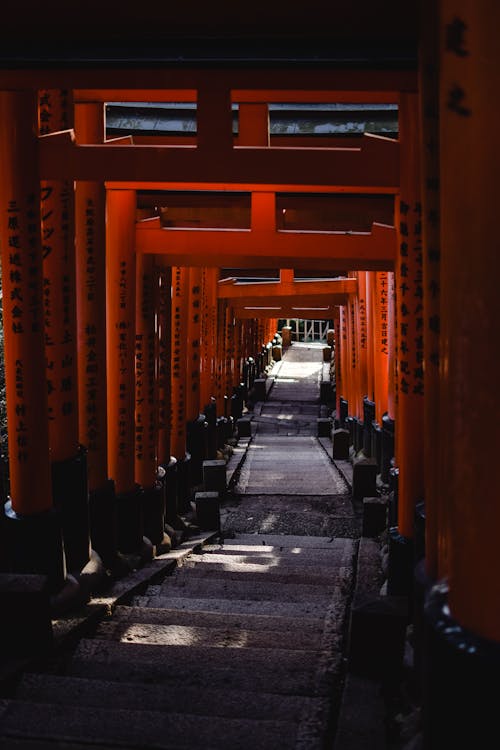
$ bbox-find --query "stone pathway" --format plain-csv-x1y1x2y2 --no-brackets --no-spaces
0,342,367,749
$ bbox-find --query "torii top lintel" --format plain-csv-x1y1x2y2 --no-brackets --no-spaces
217,275,357,299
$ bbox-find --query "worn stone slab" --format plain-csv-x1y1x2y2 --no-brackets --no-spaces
234,436,349,496
173,563,347,588
132,594,332,620
108,604,325,634
153,576,344,602
211,533,356,550
0,699,296,750
17,673,326,724
193,549,354,569
221,508,361,538
68,640,328,696
94,620,322,651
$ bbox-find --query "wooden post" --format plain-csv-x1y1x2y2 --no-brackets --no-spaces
170,266,189,460
373,272,390,423
0,90,65,589
419,0,443,583
106,189,143,553
74,101,118,568
39,89,90,575
136,252,165,548
155,259,172,469
394,93,425,540
186,267,202,422
424,8,500,746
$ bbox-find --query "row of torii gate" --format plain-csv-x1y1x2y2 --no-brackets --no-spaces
0,8,498,740
0,82,406,592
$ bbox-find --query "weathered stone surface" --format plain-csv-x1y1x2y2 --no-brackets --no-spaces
0,699,296,749
17,673,325,723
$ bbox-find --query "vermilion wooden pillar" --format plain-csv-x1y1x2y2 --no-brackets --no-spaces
419,0,443,583
347,291,360,419
224,304,235,399
394,94,425,540
154,258,181,534
186,267,202,422
339,305,350,417
365,272,375,404
106,189,143,554
0,90,65,590
214,299,226,413
373,272,390,423
155,259,172,469
170,266,189,460
387,271,396,422
135,252,165,548
423,6,500,746
356,271,369,415
39,89,90,575
74,101,119,569
334,309,342,420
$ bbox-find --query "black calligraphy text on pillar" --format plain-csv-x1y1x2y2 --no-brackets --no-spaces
82,198,101,453
6,194,46,467
398,202,424,398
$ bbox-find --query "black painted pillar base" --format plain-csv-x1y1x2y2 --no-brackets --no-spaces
162,456,188,535
0,573,53,658
142,482,165,547
176,453,192,515
423,582,500,748
2,500,66,593
387,526,414,601
115,485,144,555
412,558,434,701
51,446,91,575
88,479,118,570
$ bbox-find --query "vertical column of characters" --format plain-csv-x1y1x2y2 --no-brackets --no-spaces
200,267,218,407
74,102,108,492
225,304,235,398
106,190,137,495
340,305,350,410
373,271,390,423
214,299,226,413
186,267,202,422
387,271,396,422
155,259,172,468
346,284,360,419
395,93,425,540
365,273,375,405
334,308,342,419
170,267,189,459
356,271,369,414
135,253,157,490
38,90,79,463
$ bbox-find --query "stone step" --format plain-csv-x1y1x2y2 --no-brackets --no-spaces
68,638,332,696
192,545,355,566
221,509,361,537
150,576,342,602
94,619,322,651
0,698,295,749
204,533,356,550
108,604,325,634
132,594,332,619
17,673,325,724
173,561,342,587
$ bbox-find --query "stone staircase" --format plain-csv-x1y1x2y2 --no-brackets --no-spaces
0,532,357,749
